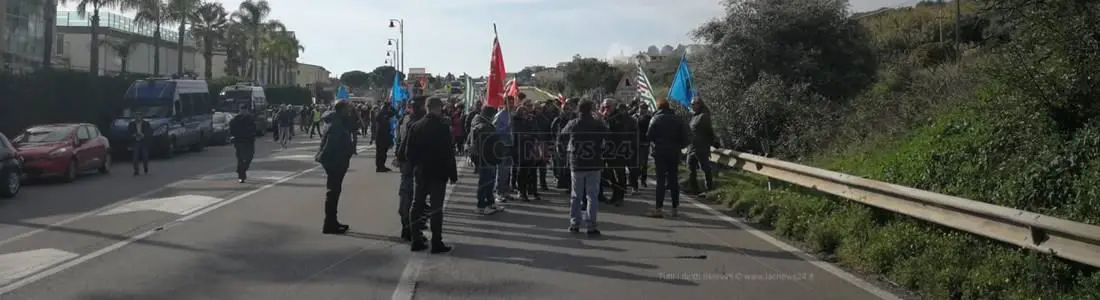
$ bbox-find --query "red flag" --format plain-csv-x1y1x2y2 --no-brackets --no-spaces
485,38,506,108
504,78,519,99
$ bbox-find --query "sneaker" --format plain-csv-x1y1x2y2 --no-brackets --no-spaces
568,225,580,233
646,208,664,218
668,207,678,217
489,205,505,212
586,229,601,237
477,207,500,215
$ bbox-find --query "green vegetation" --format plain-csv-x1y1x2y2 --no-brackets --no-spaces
0,71,311,137
686,0,1100,299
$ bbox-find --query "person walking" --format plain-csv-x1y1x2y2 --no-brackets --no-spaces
127,111,153,176
375,103,395,172
402,97,457,253
601,99,635,206
561,100,608,236
551,98,579,190
277,105,296,149
229,106,258,183
395,96,428,242
646,99,689,217
514,106,541,201
630,103,653,191
314,101,356,234
309,106,323,138
494,98,515,203
686,100,716,195
467,105,505,215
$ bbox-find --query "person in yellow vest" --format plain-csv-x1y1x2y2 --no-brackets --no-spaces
309,106,323,138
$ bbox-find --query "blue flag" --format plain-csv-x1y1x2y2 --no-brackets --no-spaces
667,55,695,111
335,84,350,101
389,72,408,145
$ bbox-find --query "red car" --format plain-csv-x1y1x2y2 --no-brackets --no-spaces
13,123,112,182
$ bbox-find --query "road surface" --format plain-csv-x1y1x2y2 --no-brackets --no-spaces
0,135,904,299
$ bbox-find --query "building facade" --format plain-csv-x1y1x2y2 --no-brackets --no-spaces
54,11,202,76
295,62,328,87
1,0,52,72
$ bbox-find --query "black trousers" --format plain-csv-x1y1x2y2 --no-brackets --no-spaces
375,142,390,169
654,154,680,209
537,160,548,189
309,122,321,137
234,141,255,180
517,161,539,197
410,175,447,243
323,160,350,226
629,146,650,189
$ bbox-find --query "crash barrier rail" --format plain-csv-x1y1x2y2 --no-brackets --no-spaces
703,147,1100,268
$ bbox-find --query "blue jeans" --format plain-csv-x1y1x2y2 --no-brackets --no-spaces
496,156,513,196
569,170,601,229
477,164,497,208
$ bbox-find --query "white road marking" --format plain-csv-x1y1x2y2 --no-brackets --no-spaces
0,163,235,248
652,179,901,300
198,171,297,182
0,249,79,286
258,154,316,162
97,195,224,217
0,165,323,295
392,165,464,300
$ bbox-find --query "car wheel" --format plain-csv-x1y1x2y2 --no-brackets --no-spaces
0,169,19,198
62,158,78,183
191,135,206,152
163,139,176,158
99,154,111,174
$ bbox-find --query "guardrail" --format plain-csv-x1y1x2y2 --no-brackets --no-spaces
704,147,1100,268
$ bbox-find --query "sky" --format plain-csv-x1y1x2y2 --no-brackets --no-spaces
60,0,910,78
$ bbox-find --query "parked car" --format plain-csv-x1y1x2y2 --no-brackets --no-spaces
210,111,234,145
14,123,111,182
0,132,22,198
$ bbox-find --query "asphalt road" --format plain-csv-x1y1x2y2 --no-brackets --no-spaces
0,131,906,299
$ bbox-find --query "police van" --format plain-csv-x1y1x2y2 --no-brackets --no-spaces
217,82,270,136
110,77,214,158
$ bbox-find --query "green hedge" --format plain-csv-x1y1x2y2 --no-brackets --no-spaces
0,70,311,136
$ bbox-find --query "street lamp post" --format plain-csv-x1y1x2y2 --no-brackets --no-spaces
386,38,400,71
388,18,404,74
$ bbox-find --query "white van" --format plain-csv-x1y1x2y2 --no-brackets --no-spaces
217,82,269,136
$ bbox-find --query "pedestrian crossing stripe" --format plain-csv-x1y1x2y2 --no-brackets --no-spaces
0,248,79,286
97,194,224,216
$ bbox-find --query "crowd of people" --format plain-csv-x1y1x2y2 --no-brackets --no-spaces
302,91,717,254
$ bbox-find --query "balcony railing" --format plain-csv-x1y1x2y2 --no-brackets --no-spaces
56,11,195,46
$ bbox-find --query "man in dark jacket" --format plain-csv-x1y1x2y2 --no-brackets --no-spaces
687,100,716,195
562,100,607,236
229,106,258,183
395,96,428,242
467,105,504,215
630,102,653,191
646,99,689,218
550,98,579,189
601,99,636,206
315,101,356,234
402,97,458,253
375,103,395,172
127,111,154,176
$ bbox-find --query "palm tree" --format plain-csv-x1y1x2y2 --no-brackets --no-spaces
233,0,272,81
188,1,229,79
42,0,58,68
222,22,249,77
133,0,167,75
62,0,134,75
166,0,200,75
99,37,140,74
259,20,285,85
273,34,304,85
